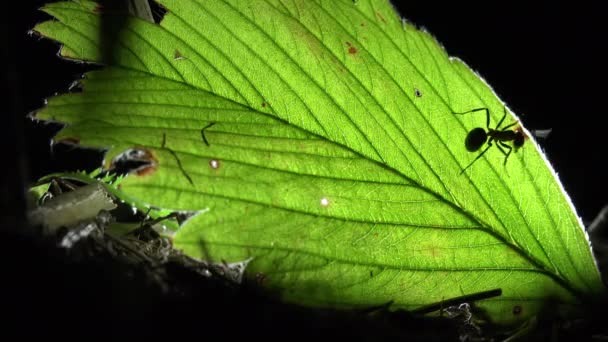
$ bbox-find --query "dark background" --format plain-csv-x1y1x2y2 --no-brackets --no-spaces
2,0,606,339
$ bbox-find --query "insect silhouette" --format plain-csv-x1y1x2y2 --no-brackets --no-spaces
454,107,525,174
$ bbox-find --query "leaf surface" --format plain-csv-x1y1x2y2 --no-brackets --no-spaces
33,0,602,325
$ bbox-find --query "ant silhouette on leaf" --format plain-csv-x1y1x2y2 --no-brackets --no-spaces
454,106,525,174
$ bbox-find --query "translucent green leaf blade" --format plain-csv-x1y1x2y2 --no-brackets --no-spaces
33,0,603,325
176,200,578,324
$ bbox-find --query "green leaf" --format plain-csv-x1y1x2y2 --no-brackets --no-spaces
33,0,602,325
35,171,179,233
27,182,51,207
28,182,116,231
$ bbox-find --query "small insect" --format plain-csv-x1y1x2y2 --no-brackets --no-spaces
454,107,525,174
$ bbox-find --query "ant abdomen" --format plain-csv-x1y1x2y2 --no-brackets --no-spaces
465,127,487,152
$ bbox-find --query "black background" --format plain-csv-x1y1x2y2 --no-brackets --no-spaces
3,0,607,339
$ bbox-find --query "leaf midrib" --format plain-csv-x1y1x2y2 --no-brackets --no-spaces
209,0,578,293
332,0,589,292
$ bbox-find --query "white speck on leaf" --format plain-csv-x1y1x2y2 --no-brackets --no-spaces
320,197,330,207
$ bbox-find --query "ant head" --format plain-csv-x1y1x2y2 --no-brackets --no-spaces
514,131,525,148
465,127,487,152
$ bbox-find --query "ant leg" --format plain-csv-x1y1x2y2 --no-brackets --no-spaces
495,106,508,130
501,121,518,131
460,139,493,175
452,108,490,130
200,122,216,146
497,141,513,166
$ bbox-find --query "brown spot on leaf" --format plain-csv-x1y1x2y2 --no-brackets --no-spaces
376,11,387,23
110,147,158,177
261,102,267,108
345,41,358,55
360,22,366,27
135,164,158,177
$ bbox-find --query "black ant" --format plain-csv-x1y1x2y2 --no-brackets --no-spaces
454,107,524,174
